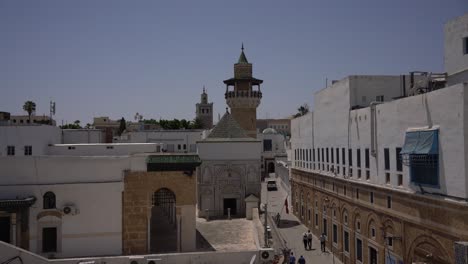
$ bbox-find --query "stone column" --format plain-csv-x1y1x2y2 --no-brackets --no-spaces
10,213,16,246
176,214,181,252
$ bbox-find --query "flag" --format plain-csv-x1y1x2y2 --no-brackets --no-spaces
284,198,289,214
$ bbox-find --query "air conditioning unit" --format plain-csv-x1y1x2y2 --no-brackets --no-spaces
62,205,79,215
259,248,275,263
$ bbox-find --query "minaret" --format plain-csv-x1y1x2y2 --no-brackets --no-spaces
195,86,213,129
223,44,263,138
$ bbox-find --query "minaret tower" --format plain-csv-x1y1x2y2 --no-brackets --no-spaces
195,86,213,129
223,44,263,138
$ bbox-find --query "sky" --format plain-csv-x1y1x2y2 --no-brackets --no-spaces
0,1,467,125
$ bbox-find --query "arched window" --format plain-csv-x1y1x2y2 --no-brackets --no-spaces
43,192,56,209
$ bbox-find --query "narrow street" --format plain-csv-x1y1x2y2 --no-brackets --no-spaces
261,174,343,264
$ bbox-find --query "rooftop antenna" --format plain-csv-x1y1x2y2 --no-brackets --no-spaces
49,100,56,125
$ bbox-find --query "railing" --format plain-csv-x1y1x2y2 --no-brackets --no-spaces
225,90,262,99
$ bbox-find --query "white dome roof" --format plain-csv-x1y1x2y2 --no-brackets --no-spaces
262,128,278,134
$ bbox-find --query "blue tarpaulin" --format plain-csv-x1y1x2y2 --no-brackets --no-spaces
400,129,439,155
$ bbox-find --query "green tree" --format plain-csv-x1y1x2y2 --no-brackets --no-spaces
60,120,82,129
294,103,309,118
118,117,126,136
23,101,36,122
190,117,204,129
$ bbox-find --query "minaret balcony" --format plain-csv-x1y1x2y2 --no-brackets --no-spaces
225,90,262,108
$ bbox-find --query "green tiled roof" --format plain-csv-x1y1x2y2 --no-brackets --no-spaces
238,50,249,64
146,155,201,164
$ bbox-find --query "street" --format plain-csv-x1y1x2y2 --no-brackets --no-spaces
261,174,343,264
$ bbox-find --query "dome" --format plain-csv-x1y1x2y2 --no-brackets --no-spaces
262,128,278,134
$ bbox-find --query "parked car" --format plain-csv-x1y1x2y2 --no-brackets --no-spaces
267,180,278,191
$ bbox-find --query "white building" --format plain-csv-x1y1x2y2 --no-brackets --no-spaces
114,130,203,153
61,129,104,144
257,128,287,179
289,13,468,264
445,13,468,86
0,125,199,258
197,111,262,218
0,125,61,156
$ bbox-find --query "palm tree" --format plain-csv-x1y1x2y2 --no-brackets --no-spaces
23,101,36,122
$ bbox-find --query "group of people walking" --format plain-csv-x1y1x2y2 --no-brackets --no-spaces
302,230,327,252
289,231,328,264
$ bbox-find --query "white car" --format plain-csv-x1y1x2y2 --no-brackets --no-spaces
267,180,278,191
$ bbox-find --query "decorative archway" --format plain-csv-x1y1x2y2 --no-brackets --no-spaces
406,235,452,264
150,188,177,253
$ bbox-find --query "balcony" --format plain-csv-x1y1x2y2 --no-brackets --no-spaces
225,90,262,99
225,90,262,108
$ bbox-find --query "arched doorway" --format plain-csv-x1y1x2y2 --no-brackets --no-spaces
407,235,452,264
150,188,177,253
268,162,275,173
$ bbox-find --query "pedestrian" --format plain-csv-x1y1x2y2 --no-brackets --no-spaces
298,255,306,264
320,233,326,252
307,230,313,250
289,252,296,264
302,232,308,250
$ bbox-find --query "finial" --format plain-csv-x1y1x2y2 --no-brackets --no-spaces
241,43,244,51
203,85,205,93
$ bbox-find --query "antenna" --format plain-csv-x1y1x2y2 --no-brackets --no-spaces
49,100,56,125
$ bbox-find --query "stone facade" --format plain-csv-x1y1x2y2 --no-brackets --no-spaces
122,170,197,255
197,161,261,218
291,169,468,264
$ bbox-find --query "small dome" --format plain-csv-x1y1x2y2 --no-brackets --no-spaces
262,128,278,134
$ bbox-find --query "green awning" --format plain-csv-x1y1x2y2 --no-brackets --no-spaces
146,155,202,172
146,155,201,164
0,196,36,210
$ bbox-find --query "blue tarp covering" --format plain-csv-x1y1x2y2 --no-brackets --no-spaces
400,130,439,155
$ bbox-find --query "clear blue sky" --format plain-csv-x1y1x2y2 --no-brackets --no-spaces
0,1,466,125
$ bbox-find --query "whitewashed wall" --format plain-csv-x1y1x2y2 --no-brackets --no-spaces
48,143,161,156
445,13,468,78
292,78,468,199
0,156,129,185
61,129,104,144
0,126,61,156
0,156,130,258
115,130,204,153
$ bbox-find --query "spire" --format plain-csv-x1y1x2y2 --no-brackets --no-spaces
238,43,249,64
203,85,206,94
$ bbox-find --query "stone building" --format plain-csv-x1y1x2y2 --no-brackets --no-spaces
224,45,263,138
0,124,200,258
195,87,214,129
289,14,468,264
197,111,261,219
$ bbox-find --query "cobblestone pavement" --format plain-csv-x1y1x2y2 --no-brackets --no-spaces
262,175,343,264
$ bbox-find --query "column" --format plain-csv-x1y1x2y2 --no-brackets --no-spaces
10,213,16,246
